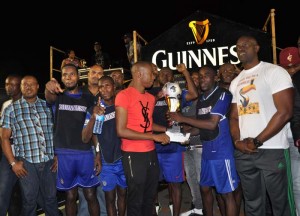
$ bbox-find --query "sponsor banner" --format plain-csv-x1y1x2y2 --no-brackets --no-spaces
141,10,272,75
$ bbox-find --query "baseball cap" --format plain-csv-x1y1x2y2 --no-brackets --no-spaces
279,47,300,67
123,33,132,39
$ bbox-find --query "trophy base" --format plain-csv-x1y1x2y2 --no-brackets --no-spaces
167,124,181,133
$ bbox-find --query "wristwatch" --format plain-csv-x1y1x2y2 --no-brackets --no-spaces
9,161,16,169
253,138,263,148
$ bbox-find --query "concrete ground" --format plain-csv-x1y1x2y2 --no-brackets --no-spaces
157,181,212,216
157,181,245,216
157,181,194,216
38,181,245,216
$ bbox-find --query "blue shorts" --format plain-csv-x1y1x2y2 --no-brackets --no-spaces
200,158,240,194
55,148,100,191
157,152,184,183
100,158,127,192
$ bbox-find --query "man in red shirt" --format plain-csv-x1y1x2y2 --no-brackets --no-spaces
115,61,170,216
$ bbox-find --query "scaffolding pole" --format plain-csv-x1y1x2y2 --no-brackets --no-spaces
270,9,277,64
133,30,148,63
262,9,277,64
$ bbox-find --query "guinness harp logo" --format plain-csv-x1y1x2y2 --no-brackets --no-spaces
189,19,210,45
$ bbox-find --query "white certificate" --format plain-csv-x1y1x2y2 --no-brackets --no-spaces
166,130,191,143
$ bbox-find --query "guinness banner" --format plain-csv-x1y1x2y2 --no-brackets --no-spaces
141,10,272,73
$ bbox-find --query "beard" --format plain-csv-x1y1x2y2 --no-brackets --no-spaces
65,84,78,91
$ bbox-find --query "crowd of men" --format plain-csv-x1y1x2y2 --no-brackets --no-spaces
0,34,299,216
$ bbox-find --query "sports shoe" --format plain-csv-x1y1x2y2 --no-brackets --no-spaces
180,208,203,216
169,202,173,215
155,202,162,214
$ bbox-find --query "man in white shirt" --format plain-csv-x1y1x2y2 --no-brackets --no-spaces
229,34,295,216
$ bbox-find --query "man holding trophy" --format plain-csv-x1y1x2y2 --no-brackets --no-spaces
148,64,198,216
168,66,240,216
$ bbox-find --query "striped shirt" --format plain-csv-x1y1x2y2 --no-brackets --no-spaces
0,96,54,163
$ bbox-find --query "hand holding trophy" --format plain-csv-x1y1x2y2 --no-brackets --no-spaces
162,82,182,133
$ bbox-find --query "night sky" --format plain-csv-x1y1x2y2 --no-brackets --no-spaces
0,0,298,91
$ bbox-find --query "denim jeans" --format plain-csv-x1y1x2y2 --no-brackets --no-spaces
19,158,59,216
183,148,202,209
77,186,107,216
0,152,20,216
289,139,300,215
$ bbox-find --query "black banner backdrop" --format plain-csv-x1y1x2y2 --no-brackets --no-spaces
141,10,272,74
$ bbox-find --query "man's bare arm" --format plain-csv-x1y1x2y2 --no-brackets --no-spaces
168,112,220,131
1,128,14,164
256,88,294,142
45,78,63,104
115,106,170,143
229,103,240,142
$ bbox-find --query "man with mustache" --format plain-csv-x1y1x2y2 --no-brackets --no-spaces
45,64,101,216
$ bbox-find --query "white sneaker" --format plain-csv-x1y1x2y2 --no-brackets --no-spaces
180,208,203,216
155,202,161,214
169,203,173,215
192,208,203,215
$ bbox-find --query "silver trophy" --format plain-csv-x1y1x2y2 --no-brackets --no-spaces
162,82,182,133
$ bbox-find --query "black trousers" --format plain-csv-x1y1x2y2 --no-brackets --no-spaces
122,150,159,216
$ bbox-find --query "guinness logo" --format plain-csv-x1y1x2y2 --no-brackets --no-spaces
189,19,210,45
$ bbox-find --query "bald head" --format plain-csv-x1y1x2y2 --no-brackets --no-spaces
131,61,155,89
131,61,152,77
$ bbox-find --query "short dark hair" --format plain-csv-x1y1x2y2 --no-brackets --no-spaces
200,65,217,75
6,74,22,81
236,33,260,46
99,75,114,85
61,63,79,73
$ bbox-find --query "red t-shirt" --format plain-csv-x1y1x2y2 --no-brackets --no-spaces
115,87,155,152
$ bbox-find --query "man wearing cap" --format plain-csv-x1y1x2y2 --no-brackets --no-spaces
90,42,111,69
123,32,141,66
279,46,300,77
279,42,300,215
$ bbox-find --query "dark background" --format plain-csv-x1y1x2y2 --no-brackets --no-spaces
0,0,298,93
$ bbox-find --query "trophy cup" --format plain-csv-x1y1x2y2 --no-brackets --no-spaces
162,82,182,133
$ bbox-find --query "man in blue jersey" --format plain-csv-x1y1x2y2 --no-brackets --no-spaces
148,64,198,216
45,64,101,216
82,75,127,216
168,66,240,216
78,64,108,216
